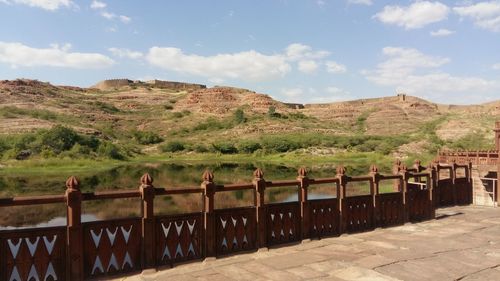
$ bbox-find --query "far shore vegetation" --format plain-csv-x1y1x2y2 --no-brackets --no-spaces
0,120,493,175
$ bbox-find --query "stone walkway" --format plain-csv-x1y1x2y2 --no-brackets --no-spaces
117,206,500,281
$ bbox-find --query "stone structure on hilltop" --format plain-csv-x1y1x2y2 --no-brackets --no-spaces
92,79,206,92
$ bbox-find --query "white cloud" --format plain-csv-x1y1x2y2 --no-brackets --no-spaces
325,61,347,73
282,88,303,98
108,47,143,59
311,86,352,103
100,11,115,19
90,0,105,9
364,47,497,101
0,41,114,69
285,43,330,61
430,28,455,36
454,1,500,32
348,0,372,6
2,0,73,10
98,10,131,24
373,1,450,29
119,15,131,23
298,60,318,73
493,63,500,70
146,47,291,82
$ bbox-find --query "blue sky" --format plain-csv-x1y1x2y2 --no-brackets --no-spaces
0,0,499,104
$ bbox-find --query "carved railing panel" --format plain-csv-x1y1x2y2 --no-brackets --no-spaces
266,202,300,246
309,199,340,239
83,218,141,279
407,184,432,221
377,193,404,227
155,213,203,266
342,195,374,233
455,178,472,205
436,179,454,207
215,207,256,256
0,226,66,281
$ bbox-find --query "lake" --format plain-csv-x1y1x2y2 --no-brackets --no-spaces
0,161,395,227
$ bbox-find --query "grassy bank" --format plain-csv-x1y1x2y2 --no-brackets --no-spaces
0,150,432,177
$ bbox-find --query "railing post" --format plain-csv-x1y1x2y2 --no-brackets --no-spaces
252,168,267,249
201,170,216,258
369,165,380,227
65,176,83,281
400,165,409,223
451,160,457,205
140,173,155,268
336,166,347,234
427,164,436,219
297,167,309,240
392,159,402,192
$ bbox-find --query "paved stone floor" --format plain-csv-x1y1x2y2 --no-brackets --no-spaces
117,206,500,281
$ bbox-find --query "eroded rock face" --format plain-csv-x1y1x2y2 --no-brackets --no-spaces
174,87,290,114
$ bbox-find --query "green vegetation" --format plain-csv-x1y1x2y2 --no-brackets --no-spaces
160,141,185,152
0,106,71,122
0,125,125,160
233,108,246,124
448,131,493,150
132,130,163,145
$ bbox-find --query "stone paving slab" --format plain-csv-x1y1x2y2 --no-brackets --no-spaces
115,206,500,281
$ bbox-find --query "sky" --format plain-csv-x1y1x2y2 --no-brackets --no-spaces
0,0,499,104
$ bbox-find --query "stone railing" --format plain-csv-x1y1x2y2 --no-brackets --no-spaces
437,150,499,165
0,161,472,280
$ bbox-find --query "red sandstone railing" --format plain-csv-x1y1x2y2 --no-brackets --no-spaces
0,161,472,280
438,149,499,165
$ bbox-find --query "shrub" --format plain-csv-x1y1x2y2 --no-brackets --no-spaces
261,137,299,152
40,125,80,153
212,142,238,154
267,106,281,118
193,144,208,153
233,109,246,124
237,140,262,153
172,112,184,118
97,142,124,160
160,141,185,152
164,104,174,110
132,131,163,145
192,117,232,131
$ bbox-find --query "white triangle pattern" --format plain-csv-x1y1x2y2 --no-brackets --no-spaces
91,229,103,248
175,244,184,258
162,222,171,238
43,235,57,255
187,242,195,256
187,220,196,234
8,266,21,281
162,244,171,260
7,238,22,259
122,252,133,269
175,221,184,236
27,264,40,281
25,237,40,257
107,253,119,272
92,256,104,275
121,225,132,244
45,262,58,280
106,227,118,246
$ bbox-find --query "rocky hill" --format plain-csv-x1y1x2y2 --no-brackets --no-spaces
0,78,498,159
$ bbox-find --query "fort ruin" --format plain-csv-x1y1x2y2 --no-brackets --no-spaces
91,78,206,92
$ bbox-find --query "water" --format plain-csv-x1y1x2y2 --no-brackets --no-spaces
0,162,384,227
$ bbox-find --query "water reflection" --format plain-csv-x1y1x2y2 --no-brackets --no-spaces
0,162,387,227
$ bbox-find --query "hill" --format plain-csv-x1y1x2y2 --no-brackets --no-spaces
0,78,498,161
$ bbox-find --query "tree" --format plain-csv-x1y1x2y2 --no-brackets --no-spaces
233,108,246,124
